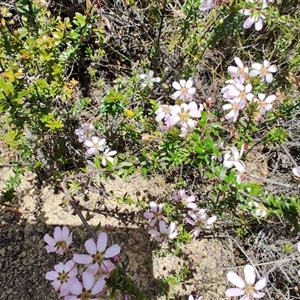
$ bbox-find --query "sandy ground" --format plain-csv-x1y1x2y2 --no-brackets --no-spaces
0,168,232,300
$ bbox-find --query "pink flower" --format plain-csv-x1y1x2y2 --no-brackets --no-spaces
225,264,269,299
84,136,106,155
227,57,249,83
173,189,198,210
44,226,73,255
73,232,121,273
148,220,178,242
75,123,95,143
171,79,196,101
185,209,217,237
254,93,276,115
249,60,277,83
102,149,117,166
65,272,107,300
144,201,163,226
241,0,269,31
45,260,78,297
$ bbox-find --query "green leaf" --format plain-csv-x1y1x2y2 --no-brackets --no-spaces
17,27,28,38
74,12,86,27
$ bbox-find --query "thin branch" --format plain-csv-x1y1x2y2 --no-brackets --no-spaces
60,180,98,241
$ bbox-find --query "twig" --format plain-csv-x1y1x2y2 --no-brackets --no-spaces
0,163,34,167
248,174,295,189
279,143,298,167
60,180,98,241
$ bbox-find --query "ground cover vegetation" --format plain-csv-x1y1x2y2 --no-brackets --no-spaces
1,0,300,299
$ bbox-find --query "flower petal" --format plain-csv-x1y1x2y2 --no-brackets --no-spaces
225,287,245,296
253,291,265,298
227,271,246,288
159,220,166,233
186,79,193,89
67,277,82,295
104,244,121,258
61,226,70,240
243,17,255,29
97,232,108,253
44,234,55,246
234,161,246,173
82,271,94,290
265,73,273,83
91,275,107,295
255,18,263,31
60,282,70,296
268,65,277,73
51,280,61,291
172,81,181,90
85,239,97,255
171,91,182,99
46,271,59,281
179,79,186,87
53,227,62,241
254,274,269,290
292,166,300,177
244,265,256,285
73,254,93,264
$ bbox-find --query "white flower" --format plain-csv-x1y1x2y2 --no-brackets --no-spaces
155,105,171,122
171,79,196,101
185,209,217,237
140,70,161,88
223,145,245,173
102,148,117,166
148,220,178,242
254,93,276,115
84,136,106,155
249,60,277,83
248,200,267,218
222,99,241,122
166,101,202,133
226,264,269,299
227,57,249,83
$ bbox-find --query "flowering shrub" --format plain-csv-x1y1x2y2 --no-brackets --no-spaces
2,0,300,299
222,57,277,123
